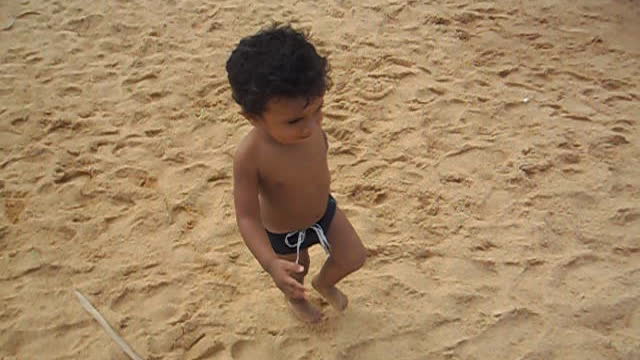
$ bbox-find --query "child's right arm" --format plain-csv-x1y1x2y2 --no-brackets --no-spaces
233,147,306,299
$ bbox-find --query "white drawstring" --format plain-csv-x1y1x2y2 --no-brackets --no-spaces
284,224,331,264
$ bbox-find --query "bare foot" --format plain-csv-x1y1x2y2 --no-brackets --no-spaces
287,297,324,323
312,276,349,311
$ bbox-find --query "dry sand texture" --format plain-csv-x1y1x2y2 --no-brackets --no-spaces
1,0,639,359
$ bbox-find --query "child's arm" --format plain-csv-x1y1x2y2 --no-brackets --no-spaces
233,156,276,270
233,146,306,299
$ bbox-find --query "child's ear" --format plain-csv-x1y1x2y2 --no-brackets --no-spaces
239,111,260,126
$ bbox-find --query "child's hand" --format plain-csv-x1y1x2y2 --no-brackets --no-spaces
267,259,306,300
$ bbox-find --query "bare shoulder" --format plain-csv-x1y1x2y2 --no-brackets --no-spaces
233,129,263,196
233,129,261,217
234,129,260,168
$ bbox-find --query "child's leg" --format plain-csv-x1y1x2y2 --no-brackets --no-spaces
312,207,367,311
279,249,323,322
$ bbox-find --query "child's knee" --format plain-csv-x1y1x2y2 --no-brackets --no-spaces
353,248,366,271
339,248,366,273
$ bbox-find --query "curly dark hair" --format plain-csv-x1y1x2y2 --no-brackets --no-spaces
226,24,331,116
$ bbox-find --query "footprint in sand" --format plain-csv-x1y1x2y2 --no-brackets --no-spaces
454,308,543,359
4,196,26,224
338,315,462,360
114,166,157,188
231,339,272,359
576,296,639,336
230,337,314,360
610,207,640,226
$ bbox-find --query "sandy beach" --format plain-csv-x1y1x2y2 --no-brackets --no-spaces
1,0,639,359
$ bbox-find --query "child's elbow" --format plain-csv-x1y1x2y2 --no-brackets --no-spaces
236,213,254,228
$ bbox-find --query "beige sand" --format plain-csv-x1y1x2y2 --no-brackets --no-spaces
1,0,639,359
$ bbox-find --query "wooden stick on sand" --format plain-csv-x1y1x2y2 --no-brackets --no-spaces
74,289,144,360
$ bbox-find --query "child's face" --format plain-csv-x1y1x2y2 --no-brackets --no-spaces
250,96,324,145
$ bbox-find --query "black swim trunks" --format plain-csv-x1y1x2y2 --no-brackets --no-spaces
266,196,337,261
